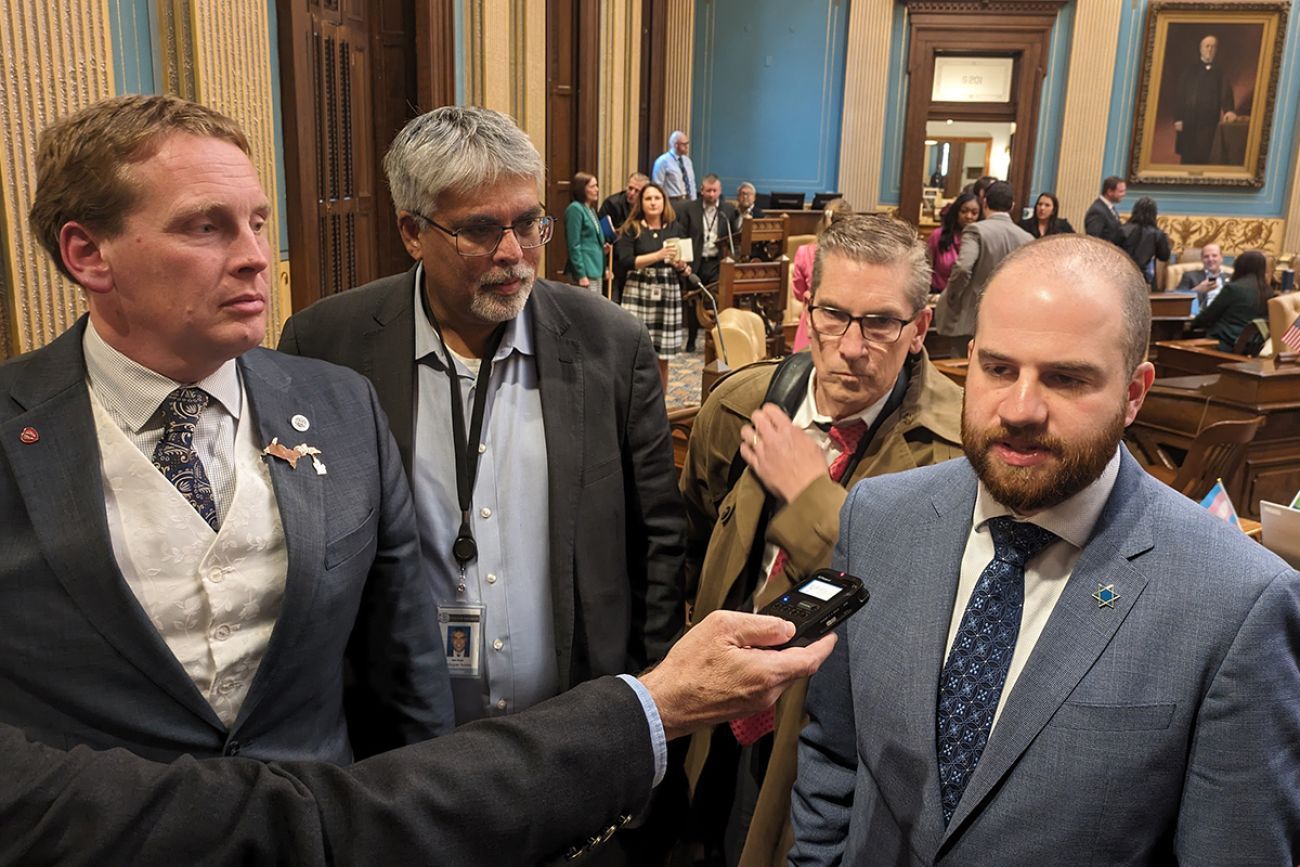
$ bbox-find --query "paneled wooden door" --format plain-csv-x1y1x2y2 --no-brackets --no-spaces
545,0,601,284
277,0,455,312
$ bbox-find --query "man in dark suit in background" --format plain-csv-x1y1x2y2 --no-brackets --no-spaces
0,95,452,765
600,171,648,231
280,105,684,732
1174,241,1232,308
1174,34,1237,164
677,173,741,351
736,181,765,220
1084,175,1126,246
600,171,649,303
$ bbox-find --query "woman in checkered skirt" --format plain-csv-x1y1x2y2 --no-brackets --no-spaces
616,181,692,388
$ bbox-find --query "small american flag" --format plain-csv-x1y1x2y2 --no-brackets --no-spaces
1280,314,1300,354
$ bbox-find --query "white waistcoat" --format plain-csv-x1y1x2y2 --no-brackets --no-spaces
89,384,288,727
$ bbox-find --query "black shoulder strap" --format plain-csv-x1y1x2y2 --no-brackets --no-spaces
724,352,814,490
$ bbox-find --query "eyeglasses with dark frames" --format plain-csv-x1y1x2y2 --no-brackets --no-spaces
413,212,555,257
807,304,917,344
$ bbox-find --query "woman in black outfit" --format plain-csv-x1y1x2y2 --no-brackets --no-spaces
1192,249,1274,352
1018,192,1076,238
615,181,690,388
1120,196,1172,287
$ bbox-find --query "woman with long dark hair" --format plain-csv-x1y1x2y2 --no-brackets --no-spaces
1018,192,1076,238
1120,197,1172,287
1192,249,1274,352
926,193,980,293
615,181,690,387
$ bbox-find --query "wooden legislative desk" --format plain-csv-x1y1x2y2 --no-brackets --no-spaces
1152,338,1247,378
1129,358,1300,519
1149,292,1196,317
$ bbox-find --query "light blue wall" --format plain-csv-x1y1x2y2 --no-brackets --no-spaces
877,1,1077,206
109,0,158,94
108,2,291,255
1103,0,1300,217
690,0,849,199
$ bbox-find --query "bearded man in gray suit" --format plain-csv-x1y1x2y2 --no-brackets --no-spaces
791,234,1299,865
0,95,452,764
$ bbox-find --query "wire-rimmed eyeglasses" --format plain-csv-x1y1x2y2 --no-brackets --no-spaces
413,212,555,257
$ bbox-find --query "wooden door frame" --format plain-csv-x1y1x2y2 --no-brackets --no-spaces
638,0,668,173
276,0,323,313
899,1,1067,226
277,0,455,313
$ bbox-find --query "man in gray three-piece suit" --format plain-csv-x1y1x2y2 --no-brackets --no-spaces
791,234,1300,865
933,181,1032,351
0,95,452,765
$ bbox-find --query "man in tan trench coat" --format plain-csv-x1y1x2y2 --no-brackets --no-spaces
679,215,965,866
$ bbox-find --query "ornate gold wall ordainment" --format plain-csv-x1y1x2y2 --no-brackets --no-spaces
0,0,115,358
1157,216,1286,259
599,0,642,207
838,0,894,210
662,0,693,141
1055,1,1123,233
167,1,288,343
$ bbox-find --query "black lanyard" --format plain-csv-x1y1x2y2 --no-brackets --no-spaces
419,283,506,575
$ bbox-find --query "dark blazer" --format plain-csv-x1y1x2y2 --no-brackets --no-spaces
598,191,634,234
279,272,685,682
791,454,1300,865
1084,198,1123,246
1175,267,1232,292
0,677,653,866
1191,275,1269,351
1016,216,1076,238
675,199,741,267
0,318,454,764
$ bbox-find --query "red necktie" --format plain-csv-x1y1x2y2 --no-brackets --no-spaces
729,419,869,746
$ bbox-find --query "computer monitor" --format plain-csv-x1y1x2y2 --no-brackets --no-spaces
810,192,843,211
766,191,806,210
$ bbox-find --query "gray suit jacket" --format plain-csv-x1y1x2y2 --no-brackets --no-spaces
278,272,685,682
0,318,454,763
934,213,1032,337
791,454,1300,866
1,677,652,866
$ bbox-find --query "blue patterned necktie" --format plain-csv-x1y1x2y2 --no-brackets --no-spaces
152,387,219,531
936,516,1057,825
677,154,693,199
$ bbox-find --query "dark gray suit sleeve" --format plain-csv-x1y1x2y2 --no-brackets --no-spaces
1173,567,1300,865
1176,270,1201,292
623,325,687,668
344,377,456,755
0,678,654,867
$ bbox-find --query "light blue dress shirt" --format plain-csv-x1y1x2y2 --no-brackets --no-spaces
409,265,558,723
652,149,696,199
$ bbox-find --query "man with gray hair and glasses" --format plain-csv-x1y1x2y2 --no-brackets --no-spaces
679,214,964,865
280,108,685,742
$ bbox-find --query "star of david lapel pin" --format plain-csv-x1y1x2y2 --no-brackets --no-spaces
1092,583,1120,609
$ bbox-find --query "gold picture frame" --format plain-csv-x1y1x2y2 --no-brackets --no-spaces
1128,0,1288,187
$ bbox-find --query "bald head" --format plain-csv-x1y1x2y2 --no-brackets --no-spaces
978,235,1151,374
